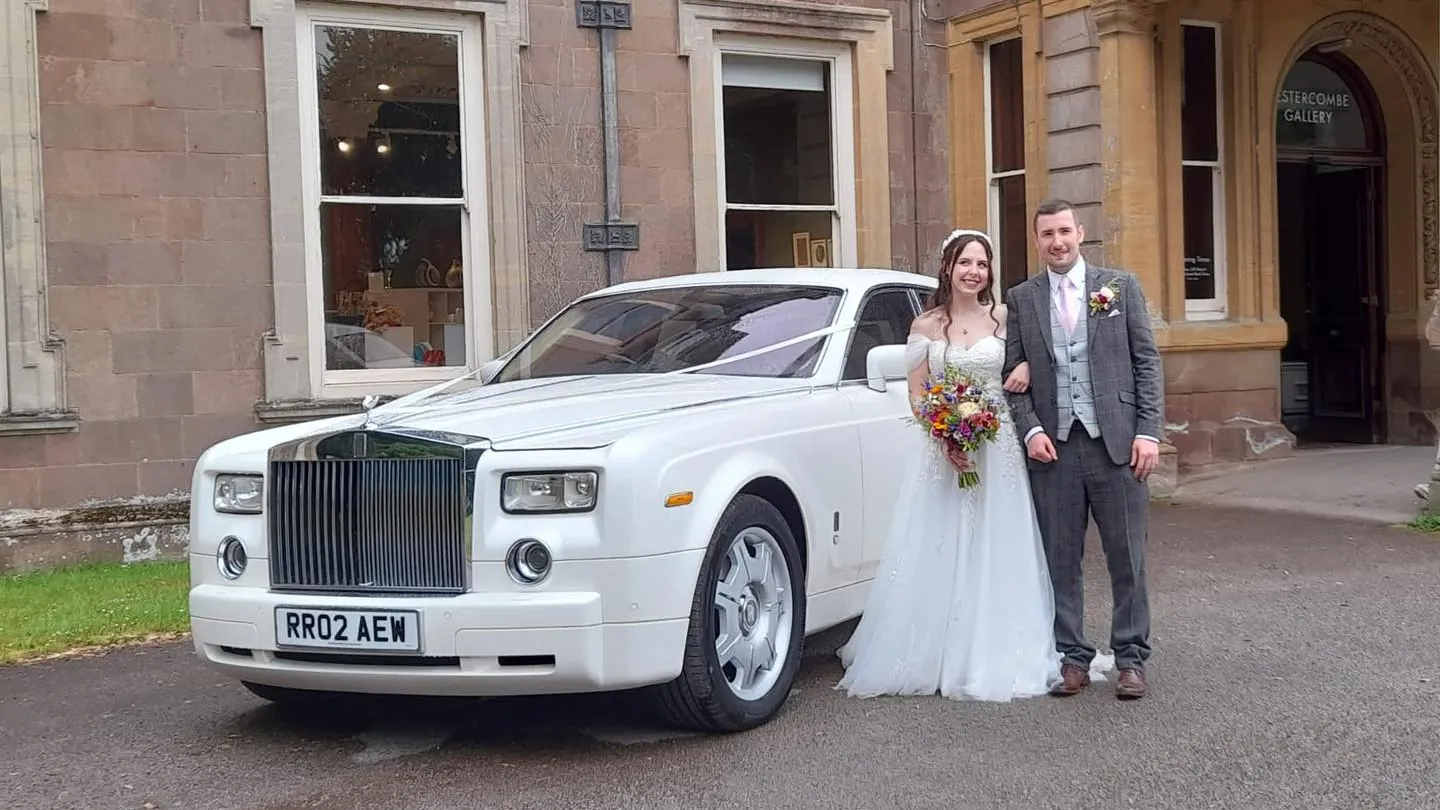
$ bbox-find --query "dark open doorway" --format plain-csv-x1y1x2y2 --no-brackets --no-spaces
1275,50,1386,445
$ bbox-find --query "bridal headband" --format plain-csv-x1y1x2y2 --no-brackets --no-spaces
939,228,992,256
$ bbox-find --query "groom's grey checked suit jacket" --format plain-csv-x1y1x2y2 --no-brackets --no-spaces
1000,259,1164,671
1001,262,1165,467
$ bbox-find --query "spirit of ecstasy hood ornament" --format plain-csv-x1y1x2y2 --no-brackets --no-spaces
361,394,380,430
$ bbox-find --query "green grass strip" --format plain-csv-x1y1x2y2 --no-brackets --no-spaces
1408,513,1440,534
0,560,190,665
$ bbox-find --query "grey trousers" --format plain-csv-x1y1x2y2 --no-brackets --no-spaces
1028,427,1152,671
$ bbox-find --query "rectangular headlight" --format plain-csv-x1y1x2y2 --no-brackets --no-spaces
501,471,598,513
214,474,264,514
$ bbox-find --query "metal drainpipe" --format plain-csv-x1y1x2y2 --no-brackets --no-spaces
578,1,638,286
600,25,623,285
913,0,949,273
910,0,924,274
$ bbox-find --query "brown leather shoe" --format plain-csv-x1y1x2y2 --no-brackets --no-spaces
1049,663,1091,696
1115,668,1147,700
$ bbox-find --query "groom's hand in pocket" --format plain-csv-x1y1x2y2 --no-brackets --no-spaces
1026,433,1057,463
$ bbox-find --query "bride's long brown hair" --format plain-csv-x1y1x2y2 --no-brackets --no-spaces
924,232,1001,344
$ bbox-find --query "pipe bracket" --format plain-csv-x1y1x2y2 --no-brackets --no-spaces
583,222,640,251
576,1,632,29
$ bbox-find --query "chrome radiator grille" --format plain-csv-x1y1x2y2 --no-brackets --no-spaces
267,458,468,595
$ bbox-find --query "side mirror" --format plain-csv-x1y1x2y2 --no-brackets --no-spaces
865,344,907,393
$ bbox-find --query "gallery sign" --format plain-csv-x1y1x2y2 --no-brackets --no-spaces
1276,60,1368,150
1277,88,1352,125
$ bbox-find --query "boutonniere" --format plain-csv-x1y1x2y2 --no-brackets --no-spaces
1088,279,1121,316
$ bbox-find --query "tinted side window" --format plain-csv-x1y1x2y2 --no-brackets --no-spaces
842,289,917,381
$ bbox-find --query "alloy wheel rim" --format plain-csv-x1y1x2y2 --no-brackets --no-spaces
712,526,793,701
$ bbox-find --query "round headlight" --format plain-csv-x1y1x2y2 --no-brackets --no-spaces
217,536,248,580
506,538,552,585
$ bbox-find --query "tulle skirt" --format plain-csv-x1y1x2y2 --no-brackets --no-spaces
836,423,1063,701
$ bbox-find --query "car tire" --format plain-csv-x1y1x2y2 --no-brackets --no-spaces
652,493,806,733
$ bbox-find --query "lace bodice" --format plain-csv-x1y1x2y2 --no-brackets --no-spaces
907,334,1007,390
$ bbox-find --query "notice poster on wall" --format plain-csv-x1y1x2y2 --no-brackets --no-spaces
1184,254,1215,301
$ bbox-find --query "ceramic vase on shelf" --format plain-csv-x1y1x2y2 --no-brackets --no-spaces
415,258,442,287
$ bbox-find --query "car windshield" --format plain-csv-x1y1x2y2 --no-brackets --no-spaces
494,284,843,382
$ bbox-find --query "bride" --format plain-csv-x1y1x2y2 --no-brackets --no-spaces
836,228,1063,702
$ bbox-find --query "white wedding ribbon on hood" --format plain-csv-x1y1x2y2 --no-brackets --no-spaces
367,319,861,430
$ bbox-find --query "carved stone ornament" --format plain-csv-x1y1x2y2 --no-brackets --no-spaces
1092,0,1158,37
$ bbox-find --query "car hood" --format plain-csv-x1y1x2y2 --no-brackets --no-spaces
361,373,816,450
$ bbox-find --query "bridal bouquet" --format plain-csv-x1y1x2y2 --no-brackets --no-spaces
910,367,1006,489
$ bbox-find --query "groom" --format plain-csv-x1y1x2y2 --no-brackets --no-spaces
1001,199,1165,700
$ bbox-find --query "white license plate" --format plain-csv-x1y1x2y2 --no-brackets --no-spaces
274,607,421,652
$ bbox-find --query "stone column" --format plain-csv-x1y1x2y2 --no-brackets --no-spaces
1092,0,1166,313
1042,8,1104,247
1091,0,1177,495
0,0,74,434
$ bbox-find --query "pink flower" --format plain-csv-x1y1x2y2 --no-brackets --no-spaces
1088,280,1121,314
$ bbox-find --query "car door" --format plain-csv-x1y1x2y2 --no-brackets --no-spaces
836,286,924,581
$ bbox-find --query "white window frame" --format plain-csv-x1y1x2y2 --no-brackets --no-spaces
1180,19,1228,321
983,33,1025,289
294,3,494,398
712,36,858,272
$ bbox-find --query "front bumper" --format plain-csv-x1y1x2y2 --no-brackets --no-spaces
189,557,699,697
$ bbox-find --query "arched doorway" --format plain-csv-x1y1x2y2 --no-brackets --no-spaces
1275,49,1386,445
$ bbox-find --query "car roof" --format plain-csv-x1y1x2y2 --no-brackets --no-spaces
579,267,938,299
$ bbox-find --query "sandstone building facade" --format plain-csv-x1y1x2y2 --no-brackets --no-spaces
948,0,1440,465
3,0,1440,569
0,0,952,569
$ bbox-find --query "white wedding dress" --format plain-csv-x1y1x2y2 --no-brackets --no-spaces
836,333,1064,701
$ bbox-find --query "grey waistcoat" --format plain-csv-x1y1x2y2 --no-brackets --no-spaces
1049,286,1101,441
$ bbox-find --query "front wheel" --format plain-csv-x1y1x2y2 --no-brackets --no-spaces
652,494,806,733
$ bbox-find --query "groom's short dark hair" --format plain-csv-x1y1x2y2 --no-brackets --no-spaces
1033,198,1077,229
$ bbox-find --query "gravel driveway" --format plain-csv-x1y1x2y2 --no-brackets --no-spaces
2,503,1437,810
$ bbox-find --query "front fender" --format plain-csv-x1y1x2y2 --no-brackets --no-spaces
653,447,823,591
685,452,809,548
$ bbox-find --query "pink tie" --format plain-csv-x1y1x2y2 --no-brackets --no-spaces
1059,276,1077,336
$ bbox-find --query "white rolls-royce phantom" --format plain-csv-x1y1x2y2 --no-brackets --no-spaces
188,268,939,732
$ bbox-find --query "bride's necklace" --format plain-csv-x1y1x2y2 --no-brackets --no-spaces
951,310,985,339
